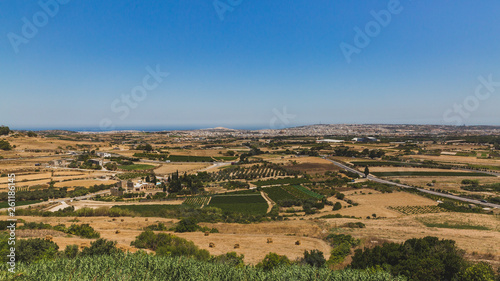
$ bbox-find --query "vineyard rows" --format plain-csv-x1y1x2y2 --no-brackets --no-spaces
388,205,449,215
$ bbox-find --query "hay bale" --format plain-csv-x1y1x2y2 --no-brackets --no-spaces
204,231,210,236
121,219,124,222
115,230,120,234
295,240,301,245
267,238,273,244
112,218,116,221
145,218,148,221
209,242,215,248
234,244,240,249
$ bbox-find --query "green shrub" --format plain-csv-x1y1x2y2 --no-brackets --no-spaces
256,252,291,271
17,238,59,264
63,245,79,259
67,224,100,238
81,239,121,257
333,202,342,211
302,250,326,268
131,231,210,261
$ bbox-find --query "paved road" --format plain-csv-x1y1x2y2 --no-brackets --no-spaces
325,158,500,209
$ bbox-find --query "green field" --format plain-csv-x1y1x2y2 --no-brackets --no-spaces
281,185,322,201
0,253,404,281
213,156,238,161
118,164,156,170
208,194,268,215
263,186,297,202
252,177,310,187
167,155,214,162
372,171,494,177
111,204,182,217
0,200,42,209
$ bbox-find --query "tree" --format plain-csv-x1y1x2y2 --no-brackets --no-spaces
27,131,37,137
0,126,10,136
364,166,370,177
0,140,12,151
302,250,326,267
17,238,59,263
333,202,342,211
456,262,496,281
63,245,79,259
351,236,466,281
80,239,121,257
256,252,291,271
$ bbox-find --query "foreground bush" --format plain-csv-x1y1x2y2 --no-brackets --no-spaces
0,253,407,281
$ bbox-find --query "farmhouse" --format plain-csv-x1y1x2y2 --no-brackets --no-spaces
48,159,68,167
96,152,111,158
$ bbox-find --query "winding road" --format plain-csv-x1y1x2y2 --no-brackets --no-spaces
325,158,500,209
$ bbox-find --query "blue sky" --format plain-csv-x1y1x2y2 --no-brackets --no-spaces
1,0,500,130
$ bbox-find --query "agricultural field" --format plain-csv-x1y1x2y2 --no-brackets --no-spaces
388,205,449,215
183,196,211,208
117,164,156,170
262,186,297,202
282,185,322,201
208,194,269,215
1,130,500,274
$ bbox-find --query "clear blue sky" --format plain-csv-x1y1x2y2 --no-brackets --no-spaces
1,0,500,130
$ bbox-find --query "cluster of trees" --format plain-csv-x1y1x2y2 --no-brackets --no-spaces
0,234,120,264
0,126,10,136
167,171,209,194
136,143,153,151
20,222,100,239
350,236,498,281
0,140,12,151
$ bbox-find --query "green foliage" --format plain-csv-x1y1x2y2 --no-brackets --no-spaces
17,238,59,264
333,202,342,211
81,239,121,257
211,252,245,267
302,249,326,268
351,236,466,281
0,126,10,136
131,231,210,261
0,140,12,151
455,262,497,281
256,252,291,271
66,224,100,238
0,253,407,280
173,218,200,232
63,245,79,259
118,164,156,170
208,194,268,215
